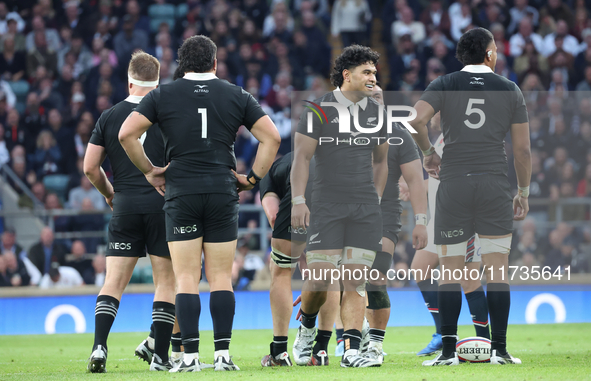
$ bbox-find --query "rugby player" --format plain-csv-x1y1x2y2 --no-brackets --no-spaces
410,27,531,366
362,84,428,364
411,131,491,357
259,153,340,366
119,35,280,372
84,51,176,372
291,45,388,368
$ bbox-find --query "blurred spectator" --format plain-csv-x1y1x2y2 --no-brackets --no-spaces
0,254,8,286
65,240,94,284
490,23,510,58
61,32,93,79
298,10,331,77
508,0,540,35
26,16,60,52
542,20,579,57
540,0,574,28
26,31,58,78
419,0,450,37
68,176,105,210
45,192,71,242
391,6,425,46
263,1,294,43
0,123,8,166
577,163,591,197
510,18,543,57
86,61,123,111
113,14,148,68
74,118,92,159
23,92,46,139
331,0,372,47
241,0,268,30
5,109,27,153
71,198,104,253
0,3,25,35
29,130,62,178
0,35,25,81
1,228,22,256
449,0,473,42
28,226,67,276
511,231,542,264
125,0,150,36
3,250,30,286
39,261,83,288
92,253,106,287
494,53,517,82
513,39,549,81
529,149,550,198
47,109,76,173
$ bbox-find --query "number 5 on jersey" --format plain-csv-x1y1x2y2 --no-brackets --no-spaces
464,98,485,129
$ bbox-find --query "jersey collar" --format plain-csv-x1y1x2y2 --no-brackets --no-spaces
125,95,143,104
184,72,218,81
461,65,494,74
333,87,368,111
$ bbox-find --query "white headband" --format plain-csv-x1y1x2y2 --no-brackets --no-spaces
128,75,159,87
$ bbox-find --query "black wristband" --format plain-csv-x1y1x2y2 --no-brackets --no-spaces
247,169,261,186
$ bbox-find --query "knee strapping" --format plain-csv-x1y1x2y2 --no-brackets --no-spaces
479,236,512,254
271,247,299,268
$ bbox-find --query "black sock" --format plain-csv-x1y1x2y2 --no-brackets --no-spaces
171,332,182,353
418,279,441,334
300,309,318,329
149,323,155,339
369,328,385,343
465,286,490,339
271,336,288,357
176,293,201,354
487,283,510,355
313,330,332,353
439,283,462,358
93,295,120,350
343,329,361,351
336,328,344,343
152,301,175,361
210,290,235,351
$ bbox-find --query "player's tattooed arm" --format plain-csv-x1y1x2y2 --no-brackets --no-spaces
84,143,114,209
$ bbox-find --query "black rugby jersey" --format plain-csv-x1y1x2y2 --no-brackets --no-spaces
419,65,528,180
135,73,267,200
381,125,420,214
89,95,165,215
296,90,388,204
259,152,315,204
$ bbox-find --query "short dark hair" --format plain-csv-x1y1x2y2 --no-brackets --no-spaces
330,45,380,88
177,35,217,74
455,28,494,65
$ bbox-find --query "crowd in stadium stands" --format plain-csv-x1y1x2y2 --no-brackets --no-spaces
0,0,589,288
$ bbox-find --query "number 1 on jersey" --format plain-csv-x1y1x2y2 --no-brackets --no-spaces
198,108,207,138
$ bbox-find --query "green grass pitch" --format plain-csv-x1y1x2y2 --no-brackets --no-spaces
1,324,590,380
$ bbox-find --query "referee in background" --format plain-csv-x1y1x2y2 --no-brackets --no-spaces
119,35,280,372
84,51,176,373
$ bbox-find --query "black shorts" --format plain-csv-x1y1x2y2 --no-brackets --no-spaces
107,213,169,257
434,174,513,245
307,202,382,252
273,194,307,243
164,194,239,243
381,201,401,245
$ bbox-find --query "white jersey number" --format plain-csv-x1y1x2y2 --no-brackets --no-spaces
464,98,485,129
198,108,207,138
